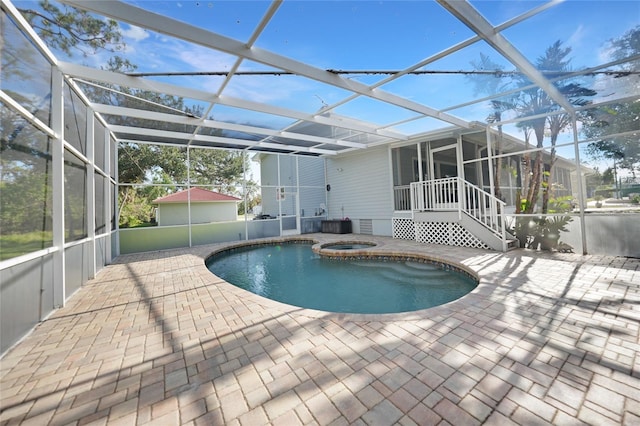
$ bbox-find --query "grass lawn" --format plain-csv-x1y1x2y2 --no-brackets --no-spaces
1,232,53,261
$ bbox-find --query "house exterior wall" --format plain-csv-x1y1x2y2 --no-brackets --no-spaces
259,154,279,186
260,155,280,217
326,146,394,236
279,155,298,187
299,157,326,218
157,202,237,226
259,155,327,219
277,156,297,217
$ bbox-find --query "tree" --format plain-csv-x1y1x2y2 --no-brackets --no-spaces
584,26,640,179
469,42,597,249
470,42,595,214
507,41,595,214
18,3,258,226
467,53,513,203
17,0,125,57
0,108,53,244
505,42,598,249
516,42,560,213
540,81,595,212
238,181,261,216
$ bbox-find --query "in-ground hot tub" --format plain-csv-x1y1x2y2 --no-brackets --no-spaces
321,242,377,250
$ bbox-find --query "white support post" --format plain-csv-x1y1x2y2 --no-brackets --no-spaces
86,111,96,279
485,126,497,219
187,146,192,247
572,113,588,255
104,127,113,264
51,68,65,308
277,155,282,235
409,183,415,220
457,134,464,220
295,156,300,234
417,143,424,183
111,136,120,259
243,152,248,240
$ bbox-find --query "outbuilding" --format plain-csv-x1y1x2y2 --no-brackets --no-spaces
153,187,241,226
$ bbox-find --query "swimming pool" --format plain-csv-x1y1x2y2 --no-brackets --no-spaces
206,243,477,314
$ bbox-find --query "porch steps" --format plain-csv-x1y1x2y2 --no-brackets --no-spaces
413,210,518,251
407,178,516,252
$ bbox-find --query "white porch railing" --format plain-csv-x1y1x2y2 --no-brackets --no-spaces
410,177,507,239
393,185,411,211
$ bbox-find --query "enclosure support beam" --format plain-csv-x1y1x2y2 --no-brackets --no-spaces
572,114,588,255
51,68,66,308
87,111,96,279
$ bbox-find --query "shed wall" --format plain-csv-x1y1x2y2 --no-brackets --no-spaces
157,203,237,226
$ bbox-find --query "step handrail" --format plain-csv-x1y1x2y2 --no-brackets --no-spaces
410,178,508,249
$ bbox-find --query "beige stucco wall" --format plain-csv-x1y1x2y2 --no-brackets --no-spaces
156,202,238,226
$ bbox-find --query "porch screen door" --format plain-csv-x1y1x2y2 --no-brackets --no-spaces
429,144,460,209
279,188,299,235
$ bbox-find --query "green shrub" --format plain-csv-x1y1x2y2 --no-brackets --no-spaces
509,215,573,251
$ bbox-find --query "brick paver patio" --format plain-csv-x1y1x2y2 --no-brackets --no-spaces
1,235,639,425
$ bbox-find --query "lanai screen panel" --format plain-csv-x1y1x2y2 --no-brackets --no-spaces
8,0,635,170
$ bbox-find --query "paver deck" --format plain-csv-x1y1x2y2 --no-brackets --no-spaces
1,235,639,425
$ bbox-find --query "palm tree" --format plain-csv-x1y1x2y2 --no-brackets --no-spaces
513,41,595,214
467,54,513,202
486,99,516,203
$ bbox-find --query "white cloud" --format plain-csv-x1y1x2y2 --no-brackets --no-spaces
567,24,586,48
121,25,150,42
598,45,614,64
176,46,236,73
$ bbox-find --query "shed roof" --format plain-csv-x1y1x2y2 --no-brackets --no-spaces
153,188,241,204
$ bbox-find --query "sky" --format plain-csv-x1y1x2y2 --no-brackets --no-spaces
12,0,640,173
117,1,638,168
110,1,638,123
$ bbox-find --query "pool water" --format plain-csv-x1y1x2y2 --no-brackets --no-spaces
206,243,477,314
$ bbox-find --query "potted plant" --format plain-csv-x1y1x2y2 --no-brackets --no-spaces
595,195,603,208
